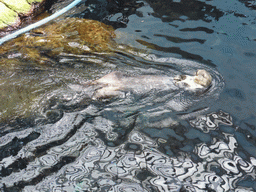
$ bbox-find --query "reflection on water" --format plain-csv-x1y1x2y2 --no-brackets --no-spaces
1,0,256,191
0,109,255,191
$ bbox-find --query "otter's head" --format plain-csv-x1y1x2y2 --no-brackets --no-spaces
174,69,212,91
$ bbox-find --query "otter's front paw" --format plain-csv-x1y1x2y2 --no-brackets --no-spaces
174,69,212,91
174,74,190,88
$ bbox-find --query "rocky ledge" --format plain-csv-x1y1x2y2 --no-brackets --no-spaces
0,0,46,35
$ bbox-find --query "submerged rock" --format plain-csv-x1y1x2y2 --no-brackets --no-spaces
0,17,131,127
0,17,116,63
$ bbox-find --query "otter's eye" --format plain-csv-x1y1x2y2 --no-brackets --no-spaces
201,73,206,78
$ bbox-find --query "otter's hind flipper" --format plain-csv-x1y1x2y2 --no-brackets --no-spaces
92,86,125,100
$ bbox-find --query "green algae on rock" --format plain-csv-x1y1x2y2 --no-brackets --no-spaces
30,17,116,52
0,17,116,63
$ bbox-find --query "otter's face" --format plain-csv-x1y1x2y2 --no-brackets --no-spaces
174,69,212,91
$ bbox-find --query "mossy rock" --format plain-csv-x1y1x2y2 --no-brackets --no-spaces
0,2,20,28
0,0,45,31
27,0,45,4
1,0,32,14
0,17,116,63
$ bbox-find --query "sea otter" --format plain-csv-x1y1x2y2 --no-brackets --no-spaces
86,69,212,100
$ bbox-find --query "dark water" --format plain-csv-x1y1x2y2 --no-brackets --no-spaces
0,0,256,191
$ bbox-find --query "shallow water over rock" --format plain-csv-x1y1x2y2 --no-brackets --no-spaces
0,0,256,191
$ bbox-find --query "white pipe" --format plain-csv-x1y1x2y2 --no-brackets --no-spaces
0,0,83,45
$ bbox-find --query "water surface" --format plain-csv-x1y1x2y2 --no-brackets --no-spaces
0,0,256,191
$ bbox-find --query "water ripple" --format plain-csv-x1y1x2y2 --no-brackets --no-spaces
0,110,255,191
